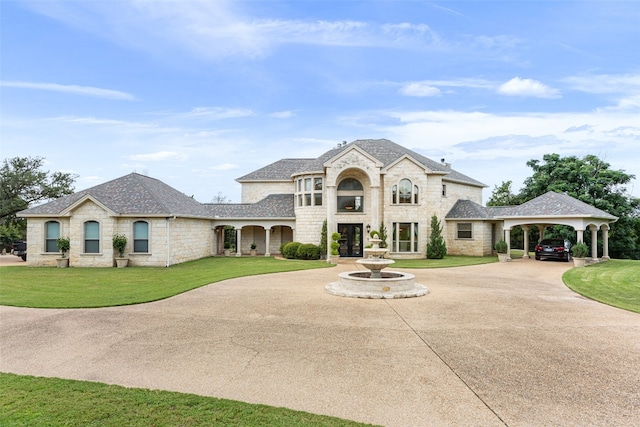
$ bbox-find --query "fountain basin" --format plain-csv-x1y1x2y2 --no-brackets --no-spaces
325,270,429,299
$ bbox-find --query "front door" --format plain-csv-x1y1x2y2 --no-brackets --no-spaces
338,223,363,257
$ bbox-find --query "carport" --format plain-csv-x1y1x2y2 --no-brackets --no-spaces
496,192,618,261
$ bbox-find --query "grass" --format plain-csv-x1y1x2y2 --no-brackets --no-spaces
0,256,331,309
392,255,497,268
0,373,378,427
563,259,640,314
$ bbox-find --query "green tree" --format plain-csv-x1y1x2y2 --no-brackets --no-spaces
426,214,447,259
486,180,521,206
519,154,639,259
0,156,77,243
319,219,327,258
378,222,388,249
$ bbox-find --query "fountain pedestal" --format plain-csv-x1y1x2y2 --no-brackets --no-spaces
325,238,428,299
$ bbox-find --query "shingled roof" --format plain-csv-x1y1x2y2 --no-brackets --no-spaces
18,173,210,218
446,191,618,220
205,194,295,219
237,139,486,188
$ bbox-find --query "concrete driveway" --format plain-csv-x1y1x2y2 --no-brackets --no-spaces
1,259,639,426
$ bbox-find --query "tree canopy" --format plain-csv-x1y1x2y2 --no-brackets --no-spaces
488,153,639,259
0,157,77,244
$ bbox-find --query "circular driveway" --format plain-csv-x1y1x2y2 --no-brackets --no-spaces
1,259,639,426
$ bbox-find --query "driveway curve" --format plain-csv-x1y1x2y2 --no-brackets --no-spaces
1,259,639,426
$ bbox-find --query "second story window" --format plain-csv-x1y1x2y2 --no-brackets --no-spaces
392,179,419,204
337,178,364,212
296,176,323,207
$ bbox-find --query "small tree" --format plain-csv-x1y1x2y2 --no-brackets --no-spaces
330,232,341,256
571,242,589,258
378,222,388,249
319,219,327,258
494,240,508,254
426,214,446,259
56,236,70,258
112,234,127,258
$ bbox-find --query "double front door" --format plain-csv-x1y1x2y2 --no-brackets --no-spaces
338,223,363,257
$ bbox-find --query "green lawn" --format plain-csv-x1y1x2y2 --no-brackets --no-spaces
392,255,497,268
0,256,331,309
563,259,640,313
0,373,378,427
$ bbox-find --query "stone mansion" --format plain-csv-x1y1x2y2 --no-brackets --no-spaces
20,139,616,266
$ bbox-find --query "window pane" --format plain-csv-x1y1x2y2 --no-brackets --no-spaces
298,194,303,206
457,223,472,239
314,193,323,206
134,221,148,239
399,179,412,204
134,240,148,253
413,222,419,252
46,240,58,252
392,185,397,204
414,185,419,204
305,178,312,191
85,240,100,253
46,221,60,239
338,196,363,212
314,178,322,191
304,194,311,206
85,221,99,239
338,178,363,191
398,222,411,252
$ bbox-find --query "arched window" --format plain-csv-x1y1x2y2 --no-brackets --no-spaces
84,221,100,253
133,221,149,252
45,221,60,252
392,179,419,204
337,178,364,212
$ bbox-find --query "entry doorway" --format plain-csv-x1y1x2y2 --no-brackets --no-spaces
338,223,363,257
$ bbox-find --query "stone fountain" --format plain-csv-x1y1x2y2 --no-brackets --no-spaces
325,237,429,299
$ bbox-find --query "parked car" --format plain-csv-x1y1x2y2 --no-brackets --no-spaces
12,240,27,261
535,238,571,262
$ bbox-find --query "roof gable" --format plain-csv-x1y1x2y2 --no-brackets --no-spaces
19,173,209,218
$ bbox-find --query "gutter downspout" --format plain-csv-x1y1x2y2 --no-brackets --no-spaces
166,215,176,267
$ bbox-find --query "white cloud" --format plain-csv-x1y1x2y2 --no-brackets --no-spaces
0,81,135,100
497,77,560,98
400,82,441,97
268,111,294,119
210,163,237,171
564,73,640,94
127,151,188,162
183,107,254,119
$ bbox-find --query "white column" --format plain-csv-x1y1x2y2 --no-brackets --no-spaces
235,228,242,257
576,229,584,243
370,186,379,232
538,224,546,241
602,227,610,260
264,227,271,257
504,228,512,260
326,185,337,260
589,225,599,262
521,225,530,258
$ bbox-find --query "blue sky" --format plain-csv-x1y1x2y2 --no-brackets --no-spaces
2,0,639,203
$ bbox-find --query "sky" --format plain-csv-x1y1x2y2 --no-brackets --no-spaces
1,0,639,204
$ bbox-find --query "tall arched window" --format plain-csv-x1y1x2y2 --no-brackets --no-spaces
84,221,100,253
392,179,419,204
45,221,60,252
133,221,149,253
337,178,364,212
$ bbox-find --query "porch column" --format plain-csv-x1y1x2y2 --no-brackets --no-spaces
235,228,242,257
589,225,599,262
522,225,531,258
264,227,271,257
602,227,610,261
576,229,584,243
370,186,379,233
504,228,512,260
538,224,546,241
326,185,337,260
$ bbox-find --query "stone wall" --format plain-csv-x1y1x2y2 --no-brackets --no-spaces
241,181,293,203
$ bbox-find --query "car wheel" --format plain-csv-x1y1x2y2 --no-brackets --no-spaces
21,255,27,261
535,256,540,260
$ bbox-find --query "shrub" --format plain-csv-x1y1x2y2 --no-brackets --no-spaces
330,232,342,256
112,234,127,258
494,240,508,254
296,243,321,260
369,230,379,239
572,242,589,258
282,241,302,259
319,220,327,258
56,237,70,258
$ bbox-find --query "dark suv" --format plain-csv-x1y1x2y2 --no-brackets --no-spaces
535,238,571,262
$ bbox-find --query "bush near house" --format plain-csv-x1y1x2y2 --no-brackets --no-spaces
296,243,321,260
281,242,302,259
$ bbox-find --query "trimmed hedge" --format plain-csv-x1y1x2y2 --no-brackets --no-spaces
280,241,321,260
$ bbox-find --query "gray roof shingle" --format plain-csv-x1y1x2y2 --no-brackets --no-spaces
237,139,486,187
205,194,294,218
446,191,618,220
18,173,210,217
